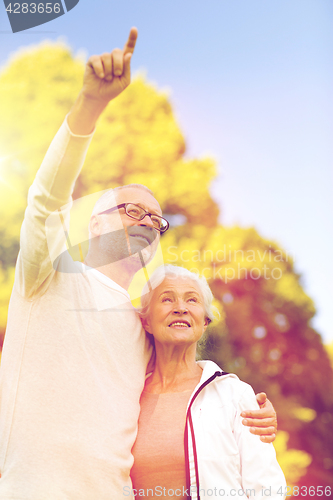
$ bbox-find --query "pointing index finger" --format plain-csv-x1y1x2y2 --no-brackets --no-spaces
123,27,138,55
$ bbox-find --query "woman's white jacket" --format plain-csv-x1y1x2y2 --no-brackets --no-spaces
185,360,286,500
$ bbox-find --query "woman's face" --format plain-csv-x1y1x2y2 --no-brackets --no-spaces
143,276,208,347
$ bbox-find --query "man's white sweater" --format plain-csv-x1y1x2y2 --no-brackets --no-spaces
0,119,151,499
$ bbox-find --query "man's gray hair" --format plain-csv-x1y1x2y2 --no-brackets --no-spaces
91,184,154,217
140,264,219,324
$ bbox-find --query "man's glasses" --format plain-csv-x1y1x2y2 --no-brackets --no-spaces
98,203,169,234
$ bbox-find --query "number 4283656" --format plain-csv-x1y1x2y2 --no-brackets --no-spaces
6,3,61,14
278,485,331,496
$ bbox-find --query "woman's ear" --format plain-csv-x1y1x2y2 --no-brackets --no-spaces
141,315,152,334
203,318,210,333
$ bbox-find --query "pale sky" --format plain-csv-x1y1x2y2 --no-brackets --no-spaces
1,0,332,342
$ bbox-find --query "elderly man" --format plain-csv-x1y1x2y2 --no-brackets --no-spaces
0,29,277,499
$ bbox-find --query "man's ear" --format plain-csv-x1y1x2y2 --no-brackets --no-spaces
89,215,101,237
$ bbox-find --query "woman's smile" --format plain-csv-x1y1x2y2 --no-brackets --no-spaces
168,320,191,329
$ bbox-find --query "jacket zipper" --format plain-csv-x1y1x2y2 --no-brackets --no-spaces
184,370,229,500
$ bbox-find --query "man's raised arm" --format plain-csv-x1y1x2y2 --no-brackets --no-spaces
16,28,138,298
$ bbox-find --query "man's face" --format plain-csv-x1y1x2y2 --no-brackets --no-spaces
97,187,162,266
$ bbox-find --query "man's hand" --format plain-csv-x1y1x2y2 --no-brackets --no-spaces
68,27,138,135
241,392,277,443
82,27,138,104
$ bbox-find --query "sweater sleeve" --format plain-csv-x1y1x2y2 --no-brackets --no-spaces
233,384,287,500
15,117,94,299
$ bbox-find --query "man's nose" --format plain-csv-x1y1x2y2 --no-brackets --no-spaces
139,214,155,229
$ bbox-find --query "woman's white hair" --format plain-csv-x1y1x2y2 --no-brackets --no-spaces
140,264,219,324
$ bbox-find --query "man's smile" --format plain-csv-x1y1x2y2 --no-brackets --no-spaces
127,226,157,248
130,233,152,246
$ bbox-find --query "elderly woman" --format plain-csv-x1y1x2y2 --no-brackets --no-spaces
130,265,286,499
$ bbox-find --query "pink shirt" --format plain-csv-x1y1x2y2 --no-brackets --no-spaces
131,389,192,499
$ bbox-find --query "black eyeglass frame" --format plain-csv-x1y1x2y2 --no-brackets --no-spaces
97,203,170,234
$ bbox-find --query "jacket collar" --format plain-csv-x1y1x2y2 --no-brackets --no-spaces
196,360,230,384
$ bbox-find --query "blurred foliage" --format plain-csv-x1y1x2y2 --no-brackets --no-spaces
290,406,316,423
325,342,333,368
274,431,312,488
0,41,333,495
